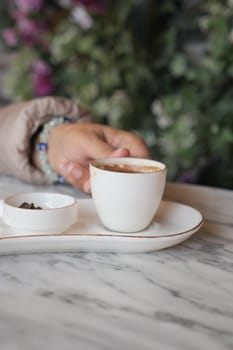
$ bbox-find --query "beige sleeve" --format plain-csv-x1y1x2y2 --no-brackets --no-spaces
0,96,92,184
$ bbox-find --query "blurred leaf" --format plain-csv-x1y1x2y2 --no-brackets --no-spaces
170,54,187,77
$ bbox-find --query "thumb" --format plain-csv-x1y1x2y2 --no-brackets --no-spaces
108,148,130,158
87,132,131,159
87,137,115,159
89,140,130,160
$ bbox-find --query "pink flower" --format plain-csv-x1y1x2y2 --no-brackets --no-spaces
15,0,43,13
32,61,53,96
2,28,18,47
33,60,52,75
17,17,46,46
18,18,45,35
72,0,107,15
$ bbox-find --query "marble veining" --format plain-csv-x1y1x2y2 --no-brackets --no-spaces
0,177,233,350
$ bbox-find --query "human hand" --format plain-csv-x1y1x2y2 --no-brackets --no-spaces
48,123,150,193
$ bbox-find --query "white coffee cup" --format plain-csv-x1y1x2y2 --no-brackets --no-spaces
90,157,167,233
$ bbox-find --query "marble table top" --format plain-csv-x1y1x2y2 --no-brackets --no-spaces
0,175,232,350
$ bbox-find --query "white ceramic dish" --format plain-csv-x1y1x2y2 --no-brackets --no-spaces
0,198,204,255
2,192,78,235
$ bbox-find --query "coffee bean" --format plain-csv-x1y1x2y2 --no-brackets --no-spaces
19,202,42,209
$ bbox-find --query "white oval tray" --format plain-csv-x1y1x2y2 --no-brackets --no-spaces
0,199,203,254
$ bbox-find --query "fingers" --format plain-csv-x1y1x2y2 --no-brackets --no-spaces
102,126,150,159
84,137,115,160
59,148,131,193
59,162,89,193
83,179,91,194
108,148,130,158
55,123,150,194
119,134,150,158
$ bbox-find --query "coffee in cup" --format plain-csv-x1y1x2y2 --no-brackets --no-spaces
94,163,161,174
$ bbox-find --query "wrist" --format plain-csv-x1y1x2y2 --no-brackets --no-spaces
47,122,71,173
35,116,71,184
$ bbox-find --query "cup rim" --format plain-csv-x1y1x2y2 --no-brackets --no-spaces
90,157,167,174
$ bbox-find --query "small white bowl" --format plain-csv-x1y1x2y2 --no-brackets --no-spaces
2,192,78,235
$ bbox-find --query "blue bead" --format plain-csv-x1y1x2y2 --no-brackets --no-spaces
36,142,48,151
58,176,66,184
63,116,71,123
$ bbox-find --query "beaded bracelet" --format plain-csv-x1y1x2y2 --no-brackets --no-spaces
36,116,71,184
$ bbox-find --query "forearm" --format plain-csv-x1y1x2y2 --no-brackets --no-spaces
0,96,88,184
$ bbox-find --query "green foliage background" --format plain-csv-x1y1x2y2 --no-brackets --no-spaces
1,0,233,188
